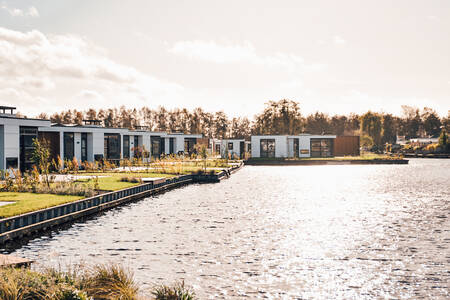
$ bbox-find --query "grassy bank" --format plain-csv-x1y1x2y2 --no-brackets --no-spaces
0,193,83,218
248,152,404,161
75,172,175,191
0,158,236,218
0,172,178,218
0,263,195,300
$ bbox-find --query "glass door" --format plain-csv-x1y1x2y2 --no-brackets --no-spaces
293,138,299,157
260,139,275,158
81,133,88,161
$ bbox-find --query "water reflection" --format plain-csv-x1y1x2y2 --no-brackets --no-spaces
6,159,450,299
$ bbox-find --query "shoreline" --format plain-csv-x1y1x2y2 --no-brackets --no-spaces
244,159,409,166
0,163,243,246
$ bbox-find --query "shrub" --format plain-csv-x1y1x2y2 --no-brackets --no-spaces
0,267,89,300
0,264,195,300
120,177,142,184
151,281,195,300
84,264,138,300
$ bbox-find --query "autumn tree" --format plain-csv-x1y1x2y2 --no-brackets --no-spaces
360,111,382,146
421,107,441,137
381,114,397,144
400,105,421,139
304,112,330,135
214,111,228,138
253,99,303,134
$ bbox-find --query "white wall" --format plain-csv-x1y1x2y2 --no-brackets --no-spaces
251,136,288,158
87,133,94,161
92,132,104,158
4,124,20,168
221,139,243,158
287,138,294,157
164,137,170,154
298,136,311,158
175,136,184,153
142,135,151,154
0,117,50,170
74,132,82,162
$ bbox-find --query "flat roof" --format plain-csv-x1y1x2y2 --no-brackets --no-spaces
0,105,16,110
0,115,50,122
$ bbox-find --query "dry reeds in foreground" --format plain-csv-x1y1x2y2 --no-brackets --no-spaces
0,263,196,300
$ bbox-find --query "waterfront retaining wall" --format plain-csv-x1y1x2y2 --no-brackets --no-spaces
0,175,193,244
0,163,244,245
244,159,409,166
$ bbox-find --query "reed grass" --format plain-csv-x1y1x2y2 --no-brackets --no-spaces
0,264,196,300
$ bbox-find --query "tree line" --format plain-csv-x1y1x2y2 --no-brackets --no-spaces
36,99,450,146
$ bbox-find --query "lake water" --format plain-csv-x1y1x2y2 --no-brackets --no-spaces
5,159,450,299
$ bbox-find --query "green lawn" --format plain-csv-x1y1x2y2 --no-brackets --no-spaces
75,177,139,191
0,192,83,218
75,172,175,191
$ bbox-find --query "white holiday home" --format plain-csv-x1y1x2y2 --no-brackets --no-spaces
251,134,336,158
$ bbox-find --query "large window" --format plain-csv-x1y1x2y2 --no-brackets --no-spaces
63,132,74,161
133,136,139,157
104,133,121,160
260,139,275,158
81,133,88,162
151,136,161,158
293,138,299,158
169,138,175,154
310,138,334,157
123,135,130,158
239,141,245,158
19,126,38,171
184,138,197,154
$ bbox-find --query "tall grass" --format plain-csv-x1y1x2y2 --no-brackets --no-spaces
0,264,196,300
84,264,138,300
151,281,195,300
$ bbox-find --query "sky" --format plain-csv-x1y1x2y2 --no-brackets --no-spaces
0,0,449,119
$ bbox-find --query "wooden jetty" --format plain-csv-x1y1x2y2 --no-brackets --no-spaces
0,254,33,268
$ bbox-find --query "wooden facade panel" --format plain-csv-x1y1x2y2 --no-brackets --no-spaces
334,136,360,156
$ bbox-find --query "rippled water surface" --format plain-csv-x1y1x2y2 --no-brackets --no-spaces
6,159,450,299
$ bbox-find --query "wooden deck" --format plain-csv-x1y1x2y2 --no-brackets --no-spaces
0,254,33,268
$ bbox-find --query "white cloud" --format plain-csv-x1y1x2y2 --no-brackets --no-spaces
1,4,39,17
333,35,346,45
76,90,103,100
169,40,307,71
0,27,183,115
27,6,39,17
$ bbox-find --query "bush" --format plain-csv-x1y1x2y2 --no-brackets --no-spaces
151,281,195,300
0,264,198,300
0,267,89,300
84,264,138,300
120,176,142,184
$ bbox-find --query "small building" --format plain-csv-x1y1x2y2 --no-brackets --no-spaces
39,122,130,165
251,134,337,158
164,133,203,155
219,139,247,159
0,106,51,171
0,106,205,172
209,138,221,155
